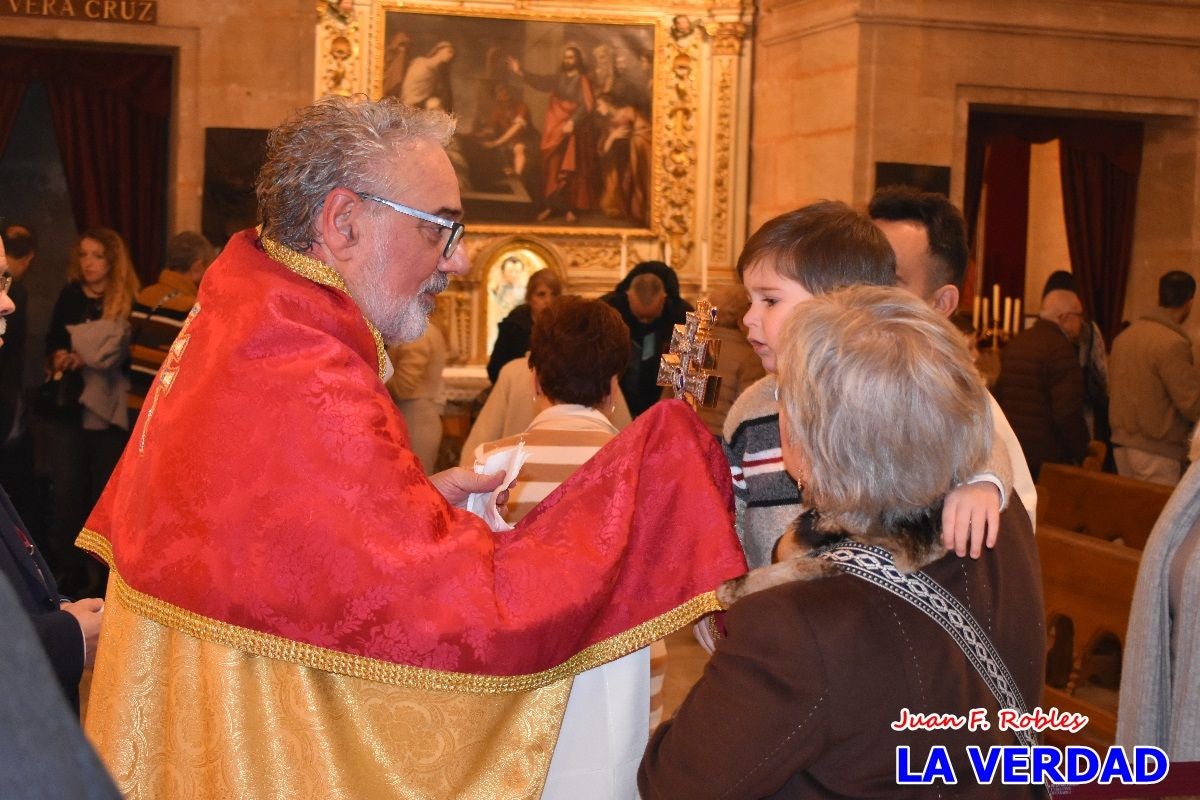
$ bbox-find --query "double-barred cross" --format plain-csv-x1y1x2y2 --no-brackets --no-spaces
656,297,722,409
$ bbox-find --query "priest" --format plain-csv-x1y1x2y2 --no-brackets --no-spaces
79,95,746,799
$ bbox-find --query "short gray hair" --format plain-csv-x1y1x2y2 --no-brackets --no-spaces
164,231,215,272
777,284,991,537
256,94,456,251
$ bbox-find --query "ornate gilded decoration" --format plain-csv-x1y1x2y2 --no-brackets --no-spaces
705,20,748,56
76,528,724,693
710,60,736,266
259,234,390,381
313,1,755,365
657,22,701,271
316,1,364,97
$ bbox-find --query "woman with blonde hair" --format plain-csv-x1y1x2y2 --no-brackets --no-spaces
641,285,1045,798
42,226,140,597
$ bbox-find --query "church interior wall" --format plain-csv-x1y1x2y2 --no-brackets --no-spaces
5,0,1200,340
756,0,1200,326
750,1,861,225
1,0,317,234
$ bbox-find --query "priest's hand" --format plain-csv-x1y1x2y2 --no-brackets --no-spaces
62,597,104,668
430,467,510,510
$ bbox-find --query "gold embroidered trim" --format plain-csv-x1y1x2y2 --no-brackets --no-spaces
258,233,389,381
76,528,721,694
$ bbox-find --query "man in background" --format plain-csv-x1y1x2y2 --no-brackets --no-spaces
603,261,692,418
868,187,1037,522
128,231,215,410
994,289,1090,480
0,225,37,530
1109,270,1200,485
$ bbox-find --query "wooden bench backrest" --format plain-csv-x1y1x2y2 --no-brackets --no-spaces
1036,463,1172,549
1037,524,1142,747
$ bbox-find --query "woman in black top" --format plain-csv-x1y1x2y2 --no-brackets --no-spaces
486,267,563,383
43,227,139,598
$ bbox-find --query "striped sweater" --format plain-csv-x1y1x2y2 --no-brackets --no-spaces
722,375,802,569
474,404,619,524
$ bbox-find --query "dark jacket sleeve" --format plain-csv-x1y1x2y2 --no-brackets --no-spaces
45,284,79,357
1047,340,1090,464
486,304,533,384
639,589,829,799
30,610,85,699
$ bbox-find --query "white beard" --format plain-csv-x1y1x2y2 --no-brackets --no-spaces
350,233,449,344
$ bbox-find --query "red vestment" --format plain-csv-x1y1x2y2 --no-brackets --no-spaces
80,229,746,681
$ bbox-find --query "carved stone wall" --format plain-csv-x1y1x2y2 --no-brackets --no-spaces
317,0,754,364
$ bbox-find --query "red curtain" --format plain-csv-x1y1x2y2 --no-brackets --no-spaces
0,44,171,285
964,112,1143,344
1058,131,1142,347
0,52,31,157
979,134,1032,303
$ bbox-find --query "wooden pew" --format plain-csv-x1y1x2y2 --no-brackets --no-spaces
1037,524,1141,749
1036,463,1173,549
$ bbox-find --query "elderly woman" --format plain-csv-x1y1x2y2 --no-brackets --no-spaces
639,286,1045,798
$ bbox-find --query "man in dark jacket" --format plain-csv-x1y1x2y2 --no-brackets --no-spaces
601,260,692,417
994,288,1090,479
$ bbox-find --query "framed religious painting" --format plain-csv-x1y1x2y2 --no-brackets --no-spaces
372,4,661,235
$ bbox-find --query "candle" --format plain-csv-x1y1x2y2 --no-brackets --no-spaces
992,284,1001,324
620,235,629,274
972,296,981,334
700,241,709,293
663,240,672,266
981,298,990,334
1012,299,1022,335
1003,297,1012,334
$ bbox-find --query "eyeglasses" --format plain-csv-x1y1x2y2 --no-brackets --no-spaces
356,192,465,260
0,272,11,294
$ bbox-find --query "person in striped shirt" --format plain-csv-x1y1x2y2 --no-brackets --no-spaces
128,231,215,410
472,295,629,525
472,296,669,796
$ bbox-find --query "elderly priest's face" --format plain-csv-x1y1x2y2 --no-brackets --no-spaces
344,138,468,344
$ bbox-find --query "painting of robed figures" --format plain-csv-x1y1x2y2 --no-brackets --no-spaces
376,7,657,230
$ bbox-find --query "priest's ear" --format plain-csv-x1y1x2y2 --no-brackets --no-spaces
316,188,368,260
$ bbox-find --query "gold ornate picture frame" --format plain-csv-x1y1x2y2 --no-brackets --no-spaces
372,3,663,237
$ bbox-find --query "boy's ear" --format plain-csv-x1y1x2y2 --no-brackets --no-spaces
929,284,960,318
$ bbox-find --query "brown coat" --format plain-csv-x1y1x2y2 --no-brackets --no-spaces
639,503,1044,799
994,318,1090,479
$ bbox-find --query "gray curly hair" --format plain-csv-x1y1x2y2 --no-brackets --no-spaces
777,284,991,537
256,94,456,251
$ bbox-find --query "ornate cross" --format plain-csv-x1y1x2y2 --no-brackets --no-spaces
656,297,722,409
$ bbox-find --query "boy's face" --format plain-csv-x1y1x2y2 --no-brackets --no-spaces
742,258,814,374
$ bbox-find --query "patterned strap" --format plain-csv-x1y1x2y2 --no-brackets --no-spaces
815,541,1039,750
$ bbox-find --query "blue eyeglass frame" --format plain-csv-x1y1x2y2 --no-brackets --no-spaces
355,192,465,259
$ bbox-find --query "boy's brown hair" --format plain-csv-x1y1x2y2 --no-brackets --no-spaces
736,200,897,294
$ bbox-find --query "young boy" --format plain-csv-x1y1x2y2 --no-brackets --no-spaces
724,201,1011,568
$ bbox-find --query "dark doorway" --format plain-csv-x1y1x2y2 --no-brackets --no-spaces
0,40,174,287
964,109,1143,345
